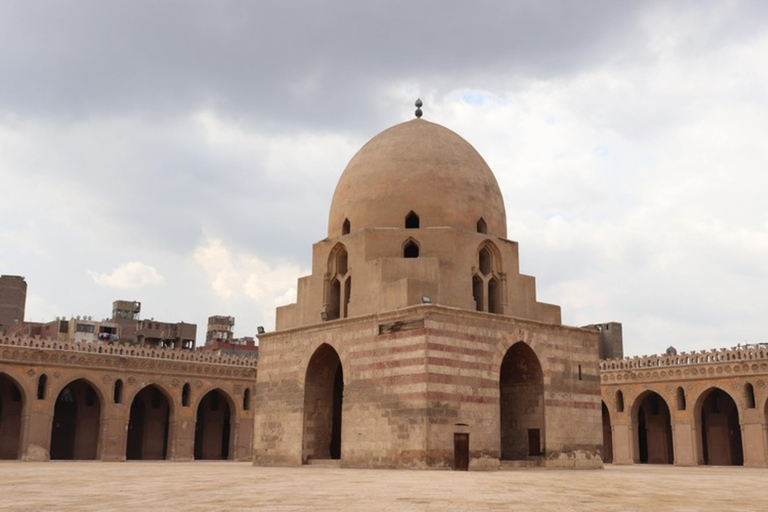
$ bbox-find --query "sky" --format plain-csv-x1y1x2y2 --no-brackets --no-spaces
2,1,767,357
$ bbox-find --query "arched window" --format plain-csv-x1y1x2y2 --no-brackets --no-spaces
243,388,251,411
403,239,420,258
676,386,686,411
114,379,124,404
745,383,756,409
476,217,487,234
405,211,420,229
473,243,503,314
342,218,350,235
616,390,625,413
326,244,351,320
37,374,48,400
181,383,190,407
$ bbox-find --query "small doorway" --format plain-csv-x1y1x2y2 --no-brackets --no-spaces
454,433,469,471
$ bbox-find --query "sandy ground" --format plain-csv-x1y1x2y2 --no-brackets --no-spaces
0,462,765,511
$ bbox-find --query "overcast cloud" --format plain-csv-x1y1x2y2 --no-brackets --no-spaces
2,1,767,357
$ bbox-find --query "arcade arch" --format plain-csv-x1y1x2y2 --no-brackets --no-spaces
0,373,23,459
194,389,234,460
302,344,343,463
632,391,673,464
127,385,172,460
696,387,743,466
50,379,101,460
601,402,613,463
499,342,544,460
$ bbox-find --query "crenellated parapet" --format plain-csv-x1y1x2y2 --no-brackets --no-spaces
600,345,768,387
0,335,257,379
601,345,768,372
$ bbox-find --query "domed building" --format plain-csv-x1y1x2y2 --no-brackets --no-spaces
252,108,602,469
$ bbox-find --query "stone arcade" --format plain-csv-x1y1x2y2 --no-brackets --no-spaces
252,112,603,469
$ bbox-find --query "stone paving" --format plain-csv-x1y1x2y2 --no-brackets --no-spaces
1,462,766,511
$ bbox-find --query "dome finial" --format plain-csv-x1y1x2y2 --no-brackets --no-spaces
415,98,423,118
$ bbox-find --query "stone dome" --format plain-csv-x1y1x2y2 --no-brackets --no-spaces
328,118,507,238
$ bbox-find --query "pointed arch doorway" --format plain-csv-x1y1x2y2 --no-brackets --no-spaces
50,379,101,460
0,373,24,460
194,389,233,460
499,342,544,460
303,344,343,463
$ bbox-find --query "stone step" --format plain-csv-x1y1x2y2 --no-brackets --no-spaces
304,459,342,468
499,459,541,470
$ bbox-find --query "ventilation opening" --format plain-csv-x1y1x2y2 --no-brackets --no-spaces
476,218,487,234
403,240,419,258
405,211,420,229
342,219,350,235
616,391,625,413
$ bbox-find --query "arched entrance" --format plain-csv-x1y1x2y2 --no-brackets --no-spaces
302,344,343,463
632,391,673,464
697,388,743,466
0,373,23,459
602,402,613,463
499,342,544,460
127,385,171,460
194,389,232,460
50,379,101,460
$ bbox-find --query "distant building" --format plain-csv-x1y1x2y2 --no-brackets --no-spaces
0,275,26,334
199,316,258,358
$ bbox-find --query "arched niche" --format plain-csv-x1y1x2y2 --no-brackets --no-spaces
499,342,544,461
303,344,343,463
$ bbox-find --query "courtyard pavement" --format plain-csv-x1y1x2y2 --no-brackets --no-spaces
0,462,765,511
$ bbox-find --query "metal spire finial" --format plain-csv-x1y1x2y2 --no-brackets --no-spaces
415,98,423,118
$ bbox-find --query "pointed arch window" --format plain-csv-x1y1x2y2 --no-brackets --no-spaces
37,374,48,400
403,239,420,258
472,243,504,314
745,383,756,409
114,379,124,404
616,390,625,413
405,211,420,229
326,244,351,320
676,386,686,411
476,217,487,234
342,218,350,235
181,383,190,407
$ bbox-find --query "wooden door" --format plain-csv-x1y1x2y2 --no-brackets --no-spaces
454,433,469,471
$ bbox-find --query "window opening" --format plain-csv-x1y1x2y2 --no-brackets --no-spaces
114,380,124,404
181,383,190,407
476,218,487,234
405,211,420,229
676,387,686,411
243,388,251,411
616,390,625,413
403,240,419,258
472,275,484,311
746,383,756,409
342,218,350,235
37,374,47,400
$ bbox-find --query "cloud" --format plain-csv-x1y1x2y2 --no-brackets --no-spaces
88,262,164,289
193,238,304,325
